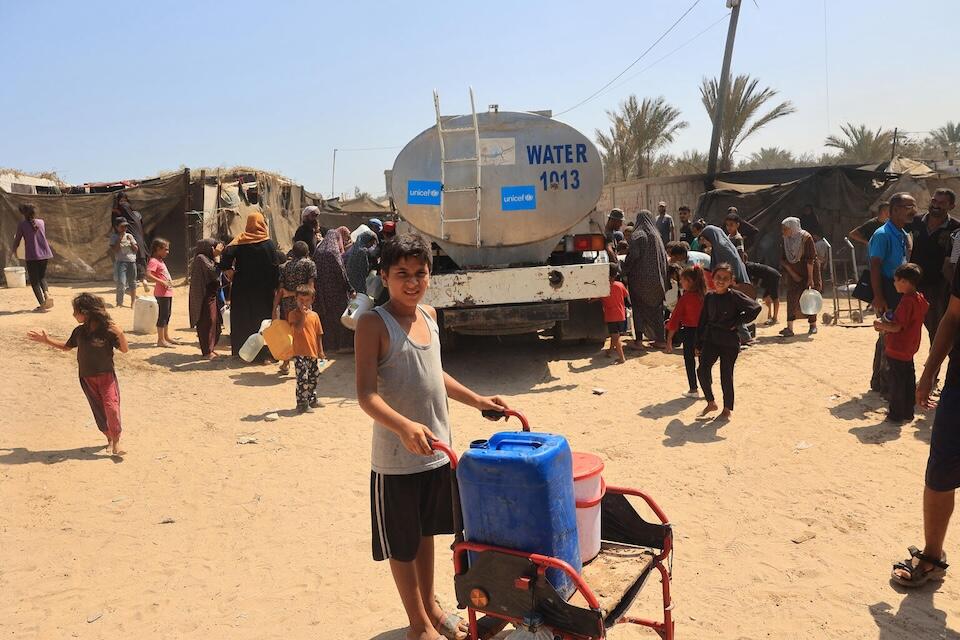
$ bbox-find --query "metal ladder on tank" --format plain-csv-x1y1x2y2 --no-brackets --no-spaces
433,87,482,246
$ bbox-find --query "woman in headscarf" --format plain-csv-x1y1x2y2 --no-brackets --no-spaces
344,230,379,294
220,213,280,362
189,238,224,359
623,210,670,349
779,216,822,337
294,206,321,255
698,225,750,284
313,226,355,353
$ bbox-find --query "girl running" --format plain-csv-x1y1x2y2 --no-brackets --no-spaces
27,293,129,454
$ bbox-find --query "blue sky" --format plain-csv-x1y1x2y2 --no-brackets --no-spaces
3,1,957,196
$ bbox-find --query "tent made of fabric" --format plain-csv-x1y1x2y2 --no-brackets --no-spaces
696,167,896,267
1,172,189,282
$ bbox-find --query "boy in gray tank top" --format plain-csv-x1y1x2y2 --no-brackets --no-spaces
355,233,511,640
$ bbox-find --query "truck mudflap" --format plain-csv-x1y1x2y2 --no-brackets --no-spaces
441,303,568,336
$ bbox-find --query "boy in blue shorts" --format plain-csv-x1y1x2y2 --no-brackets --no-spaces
355,233,510,640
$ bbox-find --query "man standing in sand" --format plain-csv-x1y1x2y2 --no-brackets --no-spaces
891,255,960,587
655,201,676,246
908,188,958,344
604,208,625,263
869,192,916,395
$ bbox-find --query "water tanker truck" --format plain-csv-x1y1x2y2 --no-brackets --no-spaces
389,92,611,346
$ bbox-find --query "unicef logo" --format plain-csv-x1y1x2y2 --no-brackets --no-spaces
430,189,440,197
523,193,534,202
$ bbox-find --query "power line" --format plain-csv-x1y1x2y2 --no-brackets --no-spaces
600,11,731,100
555,0,704,116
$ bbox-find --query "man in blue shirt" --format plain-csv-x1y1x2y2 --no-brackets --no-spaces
869,192,917,394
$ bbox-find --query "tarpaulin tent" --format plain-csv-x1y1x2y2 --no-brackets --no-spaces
696,166,896,267
1,172,189,282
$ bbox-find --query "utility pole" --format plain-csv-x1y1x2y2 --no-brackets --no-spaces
890,127,899,161
706,0,742,186
331,148,338,199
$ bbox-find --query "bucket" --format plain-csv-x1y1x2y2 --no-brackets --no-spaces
799,288,824,315
341,294,374,330
262,319,294,360
239,332,265,362
132,296,159,333
572,452,605,564
3,266,26,288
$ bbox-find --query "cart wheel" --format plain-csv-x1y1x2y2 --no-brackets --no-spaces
851,310,862,323
822,312,832,325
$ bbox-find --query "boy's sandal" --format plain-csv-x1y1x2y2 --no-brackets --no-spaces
778,328,795,337
436,611,468,640
891,546,948,587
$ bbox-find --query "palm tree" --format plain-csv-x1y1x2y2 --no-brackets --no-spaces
595,124,629,183
624,95,688,177
931,122,960,152
674,149,708,175
739,146,796,170
824,123,894,163
595,95,687,181
700,74,796,172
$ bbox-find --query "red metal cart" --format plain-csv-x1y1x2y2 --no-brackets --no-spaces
432,410,675,639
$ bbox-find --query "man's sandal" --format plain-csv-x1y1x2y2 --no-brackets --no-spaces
891,545,949,587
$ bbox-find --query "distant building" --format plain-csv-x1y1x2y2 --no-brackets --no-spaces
0,170,62,194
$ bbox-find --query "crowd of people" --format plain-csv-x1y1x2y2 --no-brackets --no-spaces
12,188,960,637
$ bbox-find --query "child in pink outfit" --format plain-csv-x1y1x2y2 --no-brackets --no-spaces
146,238,178,347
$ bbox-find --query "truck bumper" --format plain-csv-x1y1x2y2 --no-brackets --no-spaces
442,302,569,335
423,262,609,309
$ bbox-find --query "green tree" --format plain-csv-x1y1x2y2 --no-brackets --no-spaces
931,121,960,153
596,121,630,183
674,149,708,175
738,146,795,170
595,95,687,182
824,124,894,163
700,74,796,172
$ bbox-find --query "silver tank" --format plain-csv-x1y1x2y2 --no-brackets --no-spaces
391,111,602,267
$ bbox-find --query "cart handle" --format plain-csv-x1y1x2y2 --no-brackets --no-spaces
430,439,459,469
481,409,530,431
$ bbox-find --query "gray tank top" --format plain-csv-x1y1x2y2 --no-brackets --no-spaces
371,305,451,475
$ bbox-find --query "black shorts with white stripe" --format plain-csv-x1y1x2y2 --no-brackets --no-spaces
370,464,455,562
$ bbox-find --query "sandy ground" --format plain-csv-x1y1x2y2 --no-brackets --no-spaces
1,281,958,640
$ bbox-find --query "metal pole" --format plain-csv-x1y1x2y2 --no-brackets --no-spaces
331,148,338,198
706,0,742,184
890,127,899,161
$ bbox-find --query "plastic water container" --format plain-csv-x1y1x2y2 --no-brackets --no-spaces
572,452,605,564
458,431,581,598
799,288,823,315
341,294,374,330
221,304,231,334
262,319,294,360
239,332,265,362
4,266,26,288
132,296,159,333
